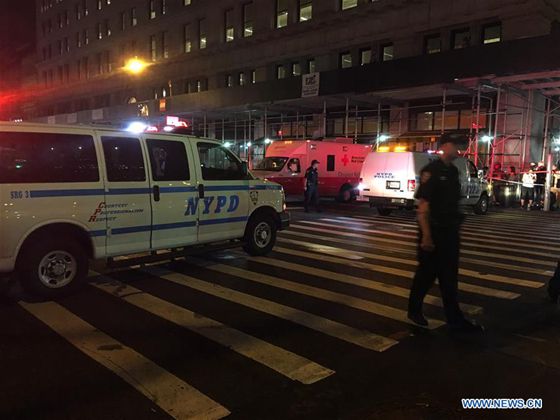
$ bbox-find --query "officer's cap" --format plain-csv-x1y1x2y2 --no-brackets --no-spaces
311,159,320,165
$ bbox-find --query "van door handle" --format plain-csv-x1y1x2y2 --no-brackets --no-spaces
153,185,160,202
198,184,205,199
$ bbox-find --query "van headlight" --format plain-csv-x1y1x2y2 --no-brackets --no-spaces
281,189,287,211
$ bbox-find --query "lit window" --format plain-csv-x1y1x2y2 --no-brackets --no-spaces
83,29,89,45
105,20,111,37
276,0,288,29
161,0,166,15
299,0,312,22
150,35,157,61
97,23,103,39
196,80,202,92
184,0,191,5
225,9,234,42
292,62,301,76
381,43,393,61
162,31,169,59
360,48,372,65
199,19,207,49
307,58,316,73
425,34,441,54
452,29,470,49
341,0,357,10
149,0,156,19
243,2,253,37
226,74,233,87
239,72,246,86
83,0,89,16
483,23,501,44
251,70,256,84
340,52,352,69
277,65,286,79
97,0,102,10
131,8,137,26
184,24,192,52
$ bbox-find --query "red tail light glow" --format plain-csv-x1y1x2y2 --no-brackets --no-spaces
408,179,416,191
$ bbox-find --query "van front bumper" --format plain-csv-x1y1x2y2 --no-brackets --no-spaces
278,211,290,230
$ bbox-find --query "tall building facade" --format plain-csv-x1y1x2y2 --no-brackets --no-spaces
29,0,560,166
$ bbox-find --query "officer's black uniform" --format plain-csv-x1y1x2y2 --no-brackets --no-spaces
408,158,466,326
304,165,321,212
548,262,560,303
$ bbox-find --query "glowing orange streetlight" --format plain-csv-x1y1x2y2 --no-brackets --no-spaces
124,58,148,75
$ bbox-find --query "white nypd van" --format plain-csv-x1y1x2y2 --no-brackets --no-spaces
0,122,289,297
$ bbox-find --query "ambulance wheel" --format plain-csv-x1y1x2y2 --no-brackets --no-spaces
474,194,489,215
336,184,355,203
377,207,393,216
18,238,88,298
243,215,277,256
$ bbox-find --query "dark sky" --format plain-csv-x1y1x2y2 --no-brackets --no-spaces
0,0,36,65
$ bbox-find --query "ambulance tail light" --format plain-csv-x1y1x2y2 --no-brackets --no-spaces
357,178,365,192
408,179,416,192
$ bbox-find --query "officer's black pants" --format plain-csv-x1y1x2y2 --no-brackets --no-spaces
408,227,465,325
304,186,320,211
548,261,560,296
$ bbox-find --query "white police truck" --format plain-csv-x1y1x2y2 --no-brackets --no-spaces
0,123,289,297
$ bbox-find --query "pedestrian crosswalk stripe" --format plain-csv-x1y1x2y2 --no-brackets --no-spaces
197,257,447,327
279,233,553,277
289,224,557,267
276,241,541,289
297,221,560,260
19,300,230,420
325,217,560,252
267,246,520,302
90,275,335,385
319,218,560,254
144,266,399,352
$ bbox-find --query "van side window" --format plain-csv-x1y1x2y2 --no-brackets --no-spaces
327,155,335,172
197,142,246,181
0,132,99,183
102,137,146,182
287,158,301,173
147,139,190,181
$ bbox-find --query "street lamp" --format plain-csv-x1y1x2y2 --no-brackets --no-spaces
124,58,148,75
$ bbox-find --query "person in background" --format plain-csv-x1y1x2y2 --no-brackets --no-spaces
491,163,506,206
535,161,547,207
520,168,536,210
550,165,560,210
304,159,321,213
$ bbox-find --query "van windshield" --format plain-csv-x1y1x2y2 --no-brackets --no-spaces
254,157,288,172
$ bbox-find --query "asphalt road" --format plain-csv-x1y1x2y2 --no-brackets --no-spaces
2,203,560,419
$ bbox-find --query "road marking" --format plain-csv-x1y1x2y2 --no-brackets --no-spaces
91,276,334,385
318,219,560,254
197,258,448,325
144,266,399,352
19,300,230,420
290,224,558,266
279,233,552,277
277,240,540,289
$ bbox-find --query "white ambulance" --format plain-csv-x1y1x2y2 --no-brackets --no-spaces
358,151,489,216
0,122,289,297
252,138,371,202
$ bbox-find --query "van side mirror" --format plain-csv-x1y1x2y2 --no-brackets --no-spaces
477,169,484,178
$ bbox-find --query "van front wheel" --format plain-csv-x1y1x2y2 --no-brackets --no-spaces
18,238,88,298
474,194,489,215
243,215,277,256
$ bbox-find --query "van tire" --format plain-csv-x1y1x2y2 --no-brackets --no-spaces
18,238,88,298
243,214,277,256
377,207,393,216
336,184,355,203
474,194,489,215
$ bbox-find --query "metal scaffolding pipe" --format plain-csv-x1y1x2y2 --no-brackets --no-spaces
543,98,552,211
345,97,350,138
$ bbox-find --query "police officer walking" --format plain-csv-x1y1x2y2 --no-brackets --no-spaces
304,159,321,213
408,134,483,332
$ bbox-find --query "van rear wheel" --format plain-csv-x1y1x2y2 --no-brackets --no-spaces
377,207,393,216
336,184,355,203
243,214,277,256
474,194,489,215
18,238,88,298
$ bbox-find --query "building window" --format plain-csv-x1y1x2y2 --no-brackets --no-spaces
225,9,234,42
381,43,393,61
97,0,102,10
83,29,89,45
131,8,137,26
307,58,316,73
277,65,286,79
121,12,126,30
196,80,203,92
341,0,357,10
161,0,166,15
75,4,82,20
340,52,352,69
226,74,233,87
425,34,441,54
150,35,157,61
452,28,470,49
64,37,70,53
184,0,191,5
199,19,207,49
276,0,288,29
239,72,246,86
83,0,88,16
162,31,169,58
360,48,372,65
483,23,501,44
184,24,192,52
76,32,81,47
299,0,312,22
251,70,256,84
149,0,156,19
97,23,103,40
292,62,301,76
243,2,253,37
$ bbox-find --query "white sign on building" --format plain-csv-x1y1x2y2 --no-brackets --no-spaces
302,72,320,98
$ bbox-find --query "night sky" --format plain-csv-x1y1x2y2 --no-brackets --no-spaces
0,0,36,68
